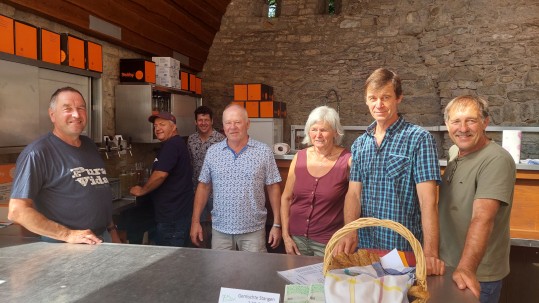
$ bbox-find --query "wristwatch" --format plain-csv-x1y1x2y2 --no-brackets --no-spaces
106,224,118,232
272,223,281,228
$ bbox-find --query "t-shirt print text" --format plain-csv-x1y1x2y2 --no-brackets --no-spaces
71,167,109,186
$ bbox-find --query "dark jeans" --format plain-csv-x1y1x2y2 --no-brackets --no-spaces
155,218,191,247
480,280,503,303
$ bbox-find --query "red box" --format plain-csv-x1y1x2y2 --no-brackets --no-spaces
86,41,103,72
14,20,38,59
245,101,260,118
119,59,156,83
195,77,202,95
0,14,14,55
39,28,60,64
234,84,248,101
189,73,196,92
60,33,86,69
247,83,273,101
180,71,189,91
259,101,281,118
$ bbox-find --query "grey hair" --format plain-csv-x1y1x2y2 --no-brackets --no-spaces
444,95,489,121
49,87,85,110
302,106,344,146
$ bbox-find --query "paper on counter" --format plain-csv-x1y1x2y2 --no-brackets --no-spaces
277,263,325,285
284,284,325,303
380,248,406,272
218,287,279,303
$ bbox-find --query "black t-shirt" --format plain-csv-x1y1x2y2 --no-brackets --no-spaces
151,135,194,222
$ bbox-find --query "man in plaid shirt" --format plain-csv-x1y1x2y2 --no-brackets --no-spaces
335,68,445,276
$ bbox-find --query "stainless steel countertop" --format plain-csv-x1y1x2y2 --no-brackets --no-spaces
0,226,477,303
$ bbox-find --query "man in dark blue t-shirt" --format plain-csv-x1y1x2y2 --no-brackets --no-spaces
130,112,193,247
9,87,120,244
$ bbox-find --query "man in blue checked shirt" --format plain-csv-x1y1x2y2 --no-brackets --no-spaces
335,68,445,276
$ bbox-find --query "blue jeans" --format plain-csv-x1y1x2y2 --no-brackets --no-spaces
480,280,502,303
155,218,191,247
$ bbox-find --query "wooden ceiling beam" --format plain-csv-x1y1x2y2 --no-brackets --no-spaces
128,0,214,46
64,0,209,60
168,0,221,32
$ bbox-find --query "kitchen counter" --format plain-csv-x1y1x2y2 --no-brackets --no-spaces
276,153,539,170
274,155,539,244
0,225,477,303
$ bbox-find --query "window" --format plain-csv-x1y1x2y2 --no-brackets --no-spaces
319,0,341,15
267,0,282,18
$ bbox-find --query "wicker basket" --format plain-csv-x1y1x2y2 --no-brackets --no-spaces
323,217,429,303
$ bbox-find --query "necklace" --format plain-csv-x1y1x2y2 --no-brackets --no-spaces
314,147,336,167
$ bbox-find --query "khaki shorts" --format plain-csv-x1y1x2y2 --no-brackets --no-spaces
212,228,267,253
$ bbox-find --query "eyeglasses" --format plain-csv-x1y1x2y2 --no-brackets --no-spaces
446,158,460,183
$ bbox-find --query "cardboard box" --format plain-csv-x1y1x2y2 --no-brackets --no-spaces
119,59,156,83
180,71,189,91
248,83,273,101
39,28,60,64
189,73,197,92
0,14,14,55
152,56,180,70
14,20,38,59
195,77,202,95
234,84,248,101
260,101,281,118
86,41,103,72
60,33,86,69
156,66,179,78
156,74,176,88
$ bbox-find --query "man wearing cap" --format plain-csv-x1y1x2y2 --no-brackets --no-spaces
130,111,194,247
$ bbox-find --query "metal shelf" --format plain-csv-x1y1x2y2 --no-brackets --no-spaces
0,52,101,78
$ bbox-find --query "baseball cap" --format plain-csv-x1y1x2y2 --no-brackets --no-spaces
148,111,176,124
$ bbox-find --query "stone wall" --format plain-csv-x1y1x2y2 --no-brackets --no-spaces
202,0,539,158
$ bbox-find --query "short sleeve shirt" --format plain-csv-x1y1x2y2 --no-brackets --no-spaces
151,135,194,223
10,133,112,235
187,129,225,185
439,142,515,281
350,116,441,251
199,137,282,234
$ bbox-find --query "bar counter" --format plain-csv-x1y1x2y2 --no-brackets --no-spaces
275,155,539,246
0,225,477,303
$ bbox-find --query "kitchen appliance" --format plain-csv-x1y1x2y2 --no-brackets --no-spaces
248,118,283,147
115,84,200,143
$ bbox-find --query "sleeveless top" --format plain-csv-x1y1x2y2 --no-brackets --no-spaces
289,148,351,244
